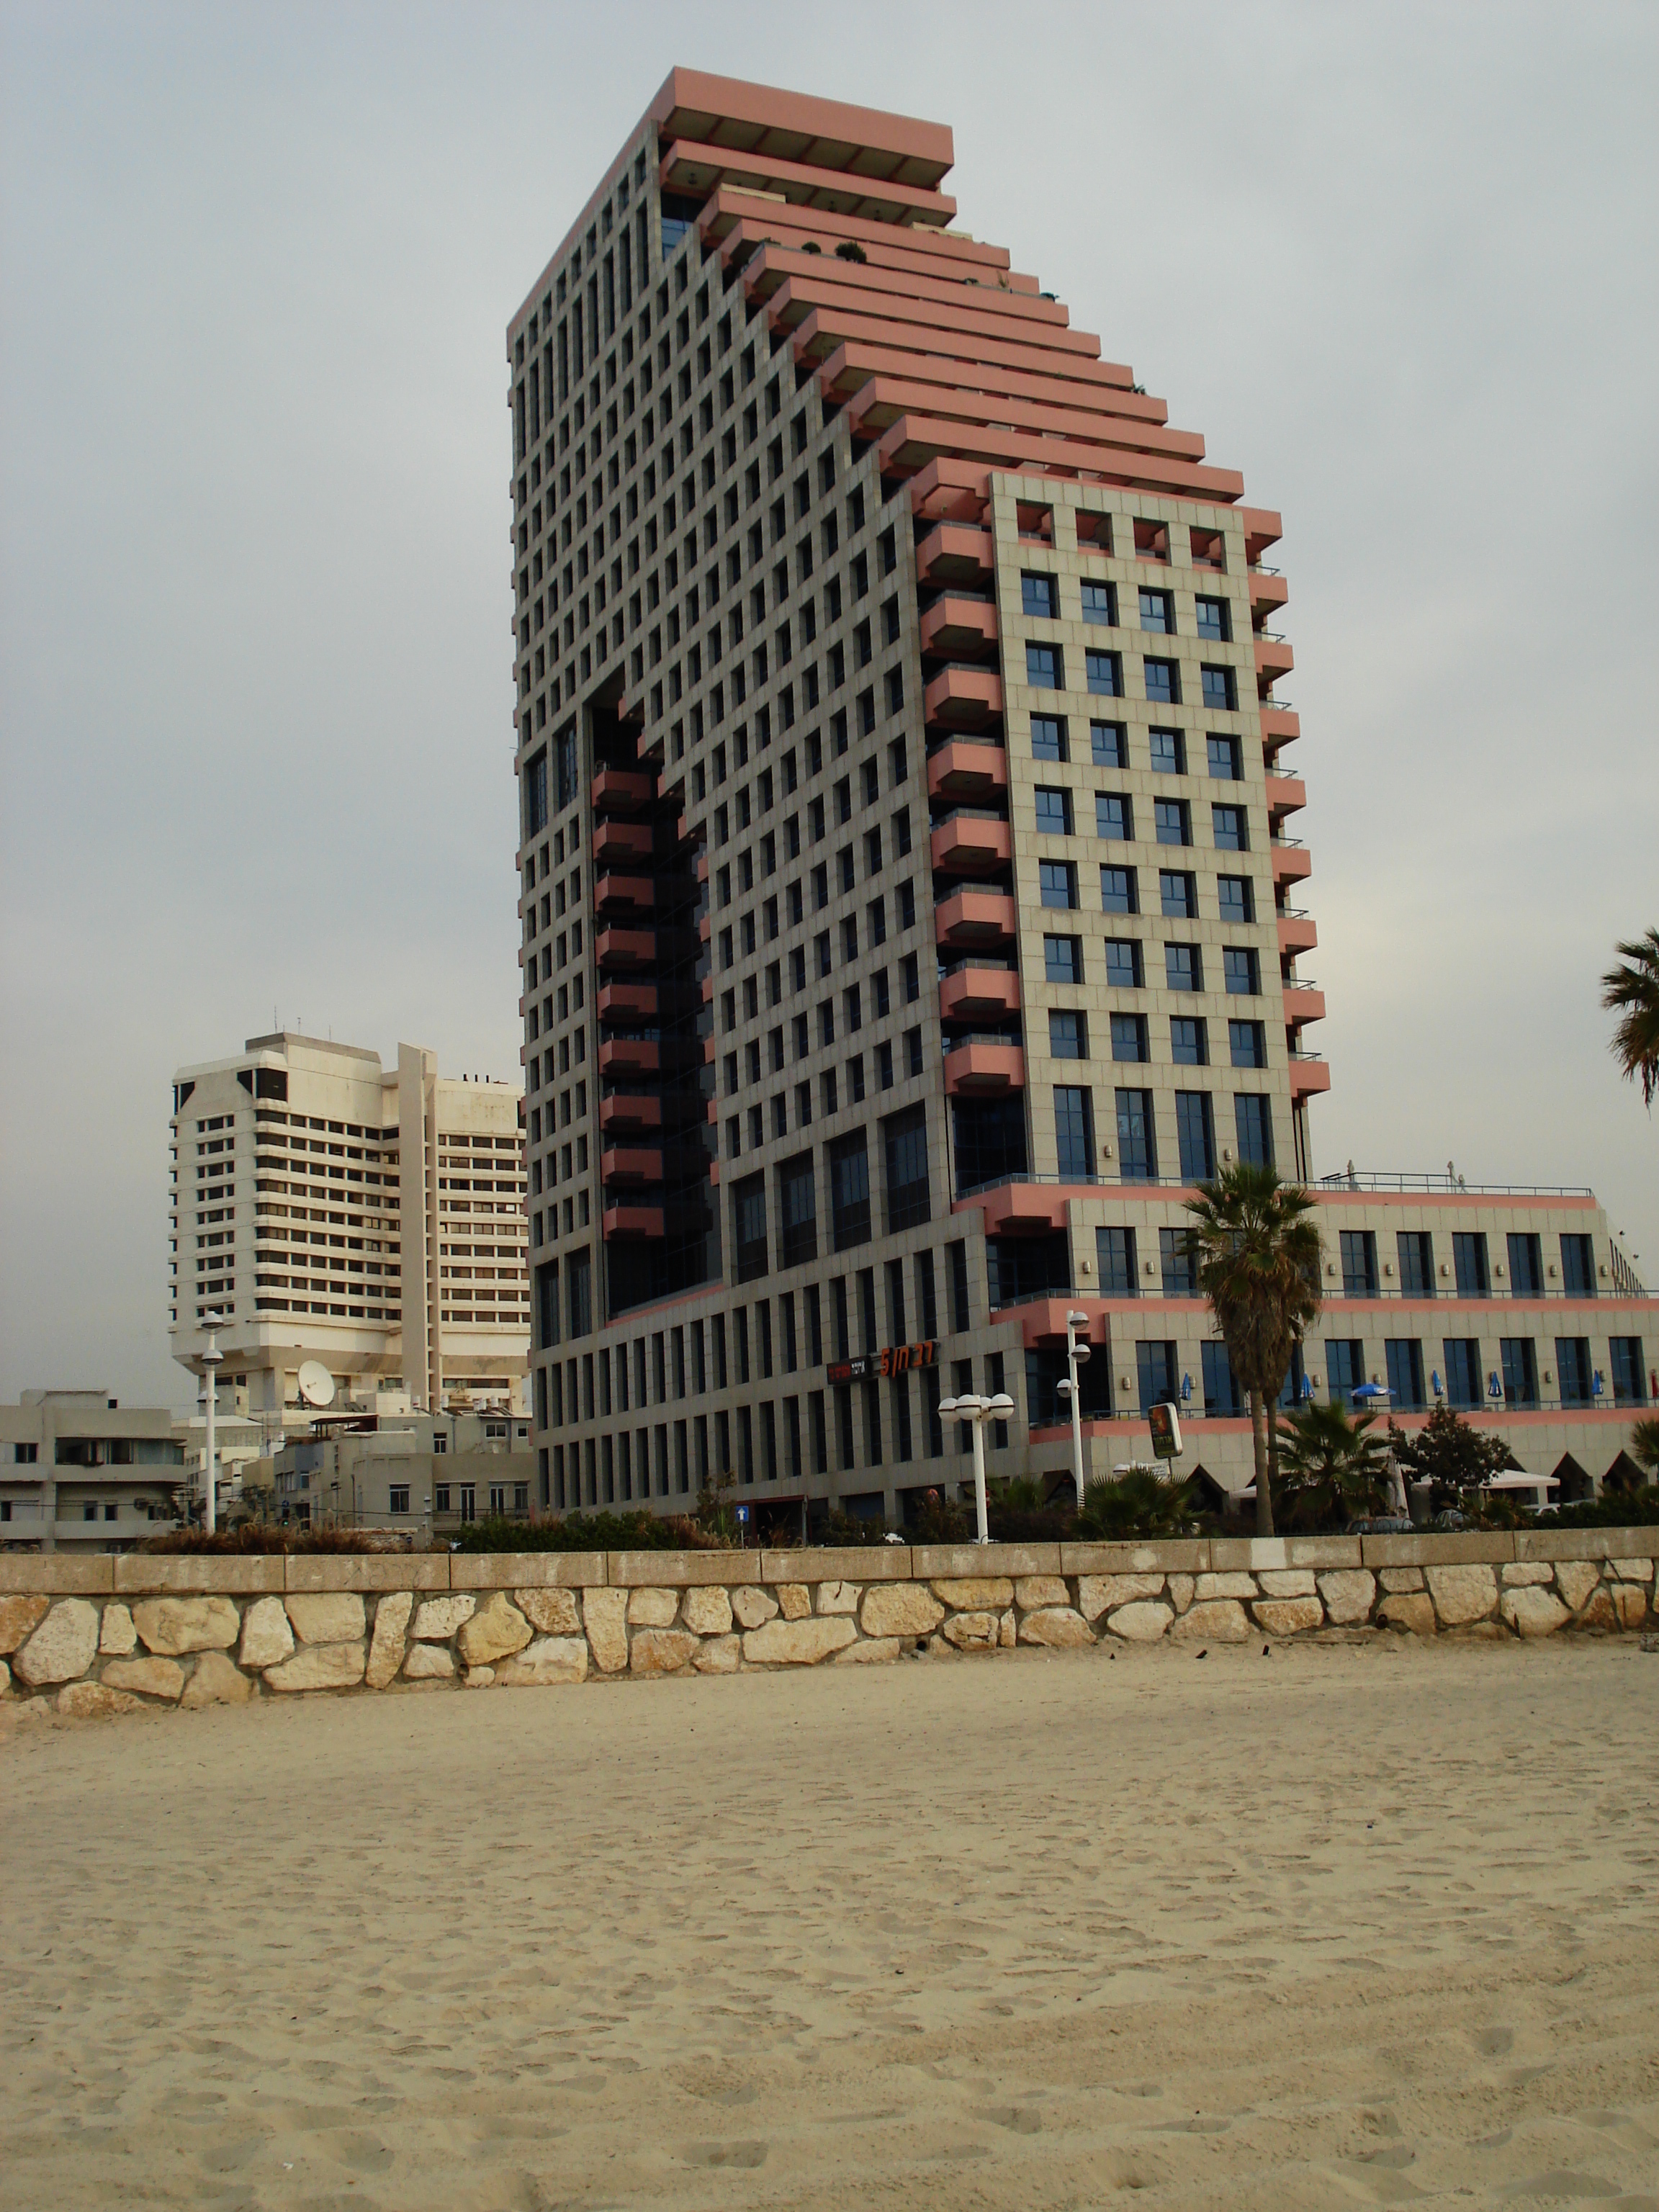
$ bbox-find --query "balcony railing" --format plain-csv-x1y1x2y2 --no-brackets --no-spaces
1317,1171,1593,1197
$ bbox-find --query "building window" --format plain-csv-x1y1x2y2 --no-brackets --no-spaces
388,1485,410,1515
1053,1087,1094,1179
1195,595,1231,641
1223,947,1259,995
1201,665,1237,711
1325,1339,1364,1407
1097,1226,1137,1294
1159,870,1197,918
1171,1016,1207,1066
1386,1339,1426,1408
1080,579,1115,625
1044,934,1081,984
1556,1337,1593,1407
1217,875,1254,924
1039,860,1077,909
1397,1231,1434,1296
1021,572,1058,618
1091,720,1127,768
1143,658,1179,704
1207,733,1241,780
1453,1232,1489,1296
1160,1226,1197,1295
1500,1336,1539,1407
1154,798,1190,845
1442,1339,1482,1408
1212,804,1248,851
829,1132,871,1251
1049,1010,1087,1060
1506,1233,1543,1295
1110,1012,1148,1063
1095,792,1132,842
1609,1336,1645,1403
1148,727,1185,775
1560,1233,1595,1297
780,1153,817,1267
884,1107,930,1232
1084,649,1121,696
1105,938,1143,988
1202,1340,1243,1414
1165,944,1202,993
1100,866,1138,914
733,1172,768,1283
1031,714,1067,761
1137,1340,1178,1411
434,1484,451,1513
1340,1230,1378,1296
1026,642,1062,688
1138,587,1173,632
1228,1019,1264,1069
1035,786,1073,836
1235,1094,1274,1166
1115,1088,1156,1180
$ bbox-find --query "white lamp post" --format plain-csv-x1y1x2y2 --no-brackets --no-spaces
199,1313,224,1535
1055,1310,1092,1509
938,1390,1016,1545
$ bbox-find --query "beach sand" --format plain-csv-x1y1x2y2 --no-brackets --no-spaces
2,1636,1656,2210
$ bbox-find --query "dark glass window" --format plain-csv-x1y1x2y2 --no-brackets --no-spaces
1160,870,1197,918
1386,1338,1426,1408
1223,946,1259,994
1084,649,1120,696
1207,733,1241,780
1043,934,1080,984
1148,727,1185,775
1053,1086,1094,1179
1039,859,1077,909
1506,1233,1543,1295
732,1172,768,1284
1165,943,1201,992
1100,866,1138,914
1138,588,1173,633
1160,1226,1197,1295
1049,1010,1087,1059
1442,1338,1482,1408
1202,1340,1243,1413
1105,938,1143,988
1143,657,1179,703
1235,1094,1274,1166
1171,1016,1208,1065
1080,579,1115,625
1501,1336,1538,1407
1340,1230,1378,1295
1021,572,1058,619
1560,1233,1595,1297
1035,786,1072,835
1115,1087,1156,1180
1031,714,1067,761
1228,1019,1265,1069
1609,1336,1644,1403
1097,1226,1137,1295
828,1132,871,1251
1397,1231,1434,1295
884,1107,930,1233
1195,595,1231,641
779,1153,817,1267
1090,720,1128,767
1154,798,1190,845
1096,792,1132,840
1110,1012,1148,1062
1325,1339,1364,1406
1136,1339,1178,1411
1201,665,1236,711
1217,875,1254,923
1452,1232,1488,1295
1212,804,1248,851
1556,1337,1593,1407
1026,641,1061,688
1174,1092,1215,1181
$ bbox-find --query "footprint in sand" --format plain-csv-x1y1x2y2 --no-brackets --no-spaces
682,2139,768,2167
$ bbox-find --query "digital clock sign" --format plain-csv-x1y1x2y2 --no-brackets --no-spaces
825,1340,939,1385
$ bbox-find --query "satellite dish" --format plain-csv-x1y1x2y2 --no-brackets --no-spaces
297,1361,336,1408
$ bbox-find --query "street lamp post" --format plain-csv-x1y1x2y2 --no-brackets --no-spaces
937,1391,1016,1544
200,1313,224,1535
1055,1310,1092,1509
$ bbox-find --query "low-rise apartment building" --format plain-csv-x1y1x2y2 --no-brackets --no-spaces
1,1390,185,1550
269,1407,536,1538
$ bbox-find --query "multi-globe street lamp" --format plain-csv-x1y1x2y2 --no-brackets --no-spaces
936,1390,1016,1544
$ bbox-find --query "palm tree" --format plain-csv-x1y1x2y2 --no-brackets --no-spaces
1601,929,1659,1107
1274,1400,1392,1530
1184,1162,1323,1537
1631,1416,1659,1482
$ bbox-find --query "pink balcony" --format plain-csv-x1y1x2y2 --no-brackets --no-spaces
599,1094,662,1137
1264,772,1305,822
925,666,1002,730
927,739,1007,804
1271,842,1313,887
1007,1298,1107,1350
976,1184,1069,1236
598,1038,660,1079
930,814,1012,876
593,818,654,866
603,1204,665,1241
597,981,657,1024
1249,570,1290,620
935,889,1017,949
1277,912,1318,958
595,873,655,915
596,927,655,971
590,767,654,814
601,1146,663,1187
1282,983,1326,1027
939,966,1020,1022
916,521,993,588
943,1041,1025,1095
1288,1058,1331,1101
1255,637,1294,693
1259,706,1300,748
920,596,999,658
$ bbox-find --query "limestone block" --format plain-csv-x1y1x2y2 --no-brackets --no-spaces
16,1598,100,1686
998,1609,1017,1647
860,1583,945,1639
631,1628,701,1675
777,1583,811,1620
98,1603,138,1655
403,1641,456,1680
412,1594,477,1640
1254,1597,1325,1638
1611,1584,1650,1631
1018,1607,1094,1648
0,1593,49,1654
264,1641,366,1693
1258,1570,1316,1598
365,1590,413,1690
518,1586,581,1635
835,1637,900,1665
1501,1562,1555,1587
1195,1573,1257,1601
942,1610,999,1650
100,1655,185,1701
682,1586,733,1636
742,1616,857,1665
1379,1591,1437,1635
929,1577,1013,1610
1106,1601,1173,1643
58,1681,140,1717
134,1596,240,1656
1501,1586,1569,1637
731,1587,779,1630
465,1666,495,1687
626,1586,679,1627
1425,1564,1498,1627
1170,1599,1251,1644
0,1659,9,1696
1610,1557,1653,1585
1555,1560,1601,1614
1076,1574,1163,1622
1317,1570,1377,1625
181,1651,254,1707
1167,1573,1195,1614
693,1634,741,1673
457,1593,532,1667
1380,1567,1424,1591
815,1580,861,1615
1014,1575,1069,1611
284,1593,366,1646
238,1596,294,1669
495,1635,588,1686
1575,1588,1618,1632
582,1586,630,1673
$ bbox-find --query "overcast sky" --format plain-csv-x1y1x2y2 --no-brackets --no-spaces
2,1,1655,1411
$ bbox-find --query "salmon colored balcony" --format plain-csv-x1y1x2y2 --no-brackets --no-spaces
601,1146,663,1187
943,1040,1025,1095
1010,1298,1107,1350
925,665,1002,729
593,818,654,866
1249,570,1289,621
1255,637,1294,693
1277,911,1318,958
1282,981,1326,1026
939,966,1020,1021
927,738,1007,804
935,889,1017,948
916,521,994,588
603,1203,665,1241
595,874,655,917
930,813,1012,875
595,927,655,971
1288,1056,1331,1101
598,1037,660,1079
597,981,658,1025
590,768,654,815
1271,841,1313,887
976,1184,1069,1237
1260,706,1300,750
599,1094,662,1137
1265,773,1306,821
920,596,999,658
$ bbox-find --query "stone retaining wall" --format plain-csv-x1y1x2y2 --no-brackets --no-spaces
1,1530,1655,1715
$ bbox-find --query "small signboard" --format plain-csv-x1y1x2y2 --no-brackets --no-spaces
826,1340,938,1385
1148,1401,1183,1462
735,1505,750,1524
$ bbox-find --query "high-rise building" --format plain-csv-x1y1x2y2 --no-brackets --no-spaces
508,69,1656,1524
169,1033,529,1426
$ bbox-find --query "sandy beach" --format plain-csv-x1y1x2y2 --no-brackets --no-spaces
2,1637,1656,2210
